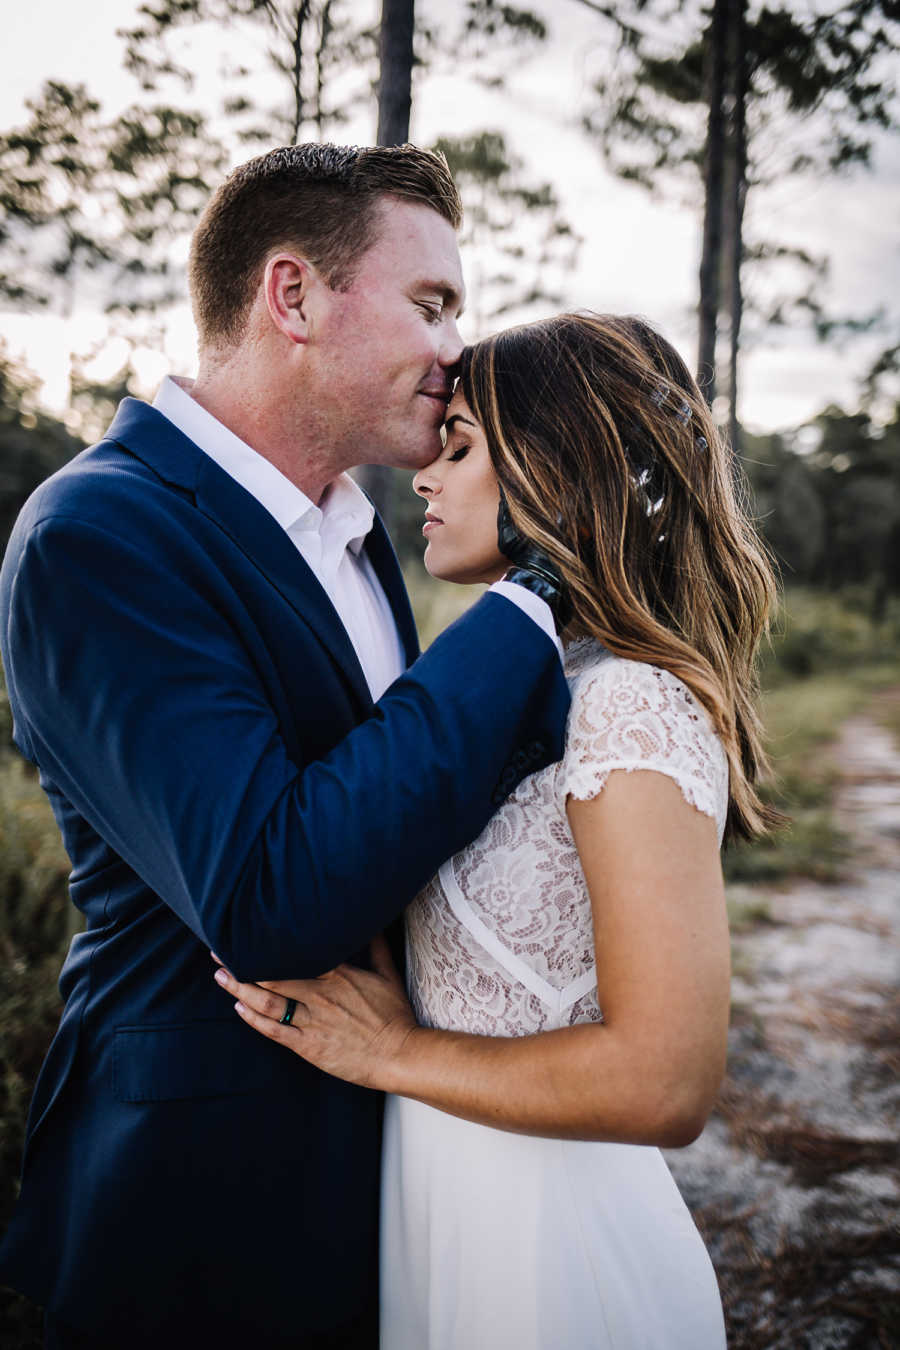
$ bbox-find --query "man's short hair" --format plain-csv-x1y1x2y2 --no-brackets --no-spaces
188,142,463,348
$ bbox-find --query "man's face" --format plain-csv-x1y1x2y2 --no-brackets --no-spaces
305,197,466,472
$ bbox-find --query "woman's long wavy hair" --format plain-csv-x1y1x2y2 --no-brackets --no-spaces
458,312,781,843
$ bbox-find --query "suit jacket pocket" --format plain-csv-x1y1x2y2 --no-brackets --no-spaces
112,1021,279,1103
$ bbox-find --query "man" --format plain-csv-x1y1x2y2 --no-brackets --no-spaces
0,143,569,1348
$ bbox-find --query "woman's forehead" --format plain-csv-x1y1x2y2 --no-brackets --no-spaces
444,389,477,429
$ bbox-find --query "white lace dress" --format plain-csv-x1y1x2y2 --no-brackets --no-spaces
380,641,730,1350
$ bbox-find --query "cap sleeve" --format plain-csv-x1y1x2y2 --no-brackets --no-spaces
559,656,729,841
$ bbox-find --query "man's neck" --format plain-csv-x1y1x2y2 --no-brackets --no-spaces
188,368,343,506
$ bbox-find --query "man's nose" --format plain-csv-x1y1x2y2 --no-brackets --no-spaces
438,316,464,368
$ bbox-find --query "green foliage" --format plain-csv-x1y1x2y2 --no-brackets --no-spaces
120,1,375,145
0,79,226,320
580,0,900,356
725,887,773,930
0,744,73,1343
742,403,900,603
725,595,900,883
431,128,581,331
726,805,851,883
462,0,547,45
761,590,900,682
118,0,553,151
117,0,566,320
455,0,548,83
0,345,83,547
0,0,565,463
583,0,899,192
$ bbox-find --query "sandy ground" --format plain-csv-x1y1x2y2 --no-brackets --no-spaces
665,704,900,1349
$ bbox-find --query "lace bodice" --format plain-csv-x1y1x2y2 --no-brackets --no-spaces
405,641,729,1037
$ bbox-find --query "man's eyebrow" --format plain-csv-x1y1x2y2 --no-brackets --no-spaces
444,414,477,435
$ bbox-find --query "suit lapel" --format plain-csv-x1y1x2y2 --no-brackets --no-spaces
363,510,420,667
104,398,373,713
192,456,374,710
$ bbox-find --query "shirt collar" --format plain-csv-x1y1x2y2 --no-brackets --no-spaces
318,473,375,557
152,375,374,552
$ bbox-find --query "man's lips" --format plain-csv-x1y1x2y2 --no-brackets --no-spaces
419,388,451,409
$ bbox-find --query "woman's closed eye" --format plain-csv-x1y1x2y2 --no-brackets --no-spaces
447,444,470,462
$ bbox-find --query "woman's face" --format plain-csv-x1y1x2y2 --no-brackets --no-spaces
412,390,508,586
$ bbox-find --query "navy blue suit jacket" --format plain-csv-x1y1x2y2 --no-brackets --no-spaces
0,399,569,1346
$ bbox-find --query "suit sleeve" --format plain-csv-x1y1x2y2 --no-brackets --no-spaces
5,513,569,980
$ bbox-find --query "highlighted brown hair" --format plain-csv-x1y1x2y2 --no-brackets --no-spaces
459,312,780,842
189,142,462,347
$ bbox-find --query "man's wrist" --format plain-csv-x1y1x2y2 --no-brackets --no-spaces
488,579,563,656
502,566,572,629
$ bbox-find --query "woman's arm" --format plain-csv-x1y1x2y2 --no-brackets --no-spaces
215,769,731,1146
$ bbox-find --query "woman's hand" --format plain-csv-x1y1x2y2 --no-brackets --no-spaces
212,936,419,1091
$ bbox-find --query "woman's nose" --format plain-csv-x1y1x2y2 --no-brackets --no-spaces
413,469,440,498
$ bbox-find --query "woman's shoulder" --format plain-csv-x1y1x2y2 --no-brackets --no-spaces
564,640,701,714
559,642,729,835
563,641,728,770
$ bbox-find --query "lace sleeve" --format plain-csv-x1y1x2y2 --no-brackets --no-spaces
559,656,729,840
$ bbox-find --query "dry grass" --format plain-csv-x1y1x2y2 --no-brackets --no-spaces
717,1084,898,1180
700,1207,900,1350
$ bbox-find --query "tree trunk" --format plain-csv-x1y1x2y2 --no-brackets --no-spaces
314,0,337,135
722,0,747,454
358,0,416,526
377,0,415,146
288,0,313,144
697,0,728,405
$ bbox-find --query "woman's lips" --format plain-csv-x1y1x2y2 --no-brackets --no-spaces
423,513,443,536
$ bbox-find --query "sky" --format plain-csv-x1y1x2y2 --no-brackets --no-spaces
1,0,898,434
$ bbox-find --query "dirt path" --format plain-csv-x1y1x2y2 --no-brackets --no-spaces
664,702,900,1349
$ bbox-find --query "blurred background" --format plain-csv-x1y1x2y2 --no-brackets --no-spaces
1,2,898,1346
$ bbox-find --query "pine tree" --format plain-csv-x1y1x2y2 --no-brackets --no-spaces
577,0,900,445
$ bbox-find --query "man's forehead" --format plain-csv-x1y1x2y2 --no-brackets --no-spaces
370,198,463,277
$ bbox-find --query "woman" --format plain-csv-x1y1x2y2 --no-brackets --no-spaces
214,313,779,1348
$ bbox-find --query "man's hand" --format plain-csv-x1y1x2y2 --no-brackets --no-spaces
497,487,573,628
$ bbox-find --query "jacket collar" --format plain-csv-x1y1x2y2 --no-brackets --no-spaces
103,399,417,711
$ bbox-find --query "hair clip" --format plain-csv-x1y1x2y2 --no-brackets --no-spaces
676,400,692,425
695,435,708,452
650,382,668,408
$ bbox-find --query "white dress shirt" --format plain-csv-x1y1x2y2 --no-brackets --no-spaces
152,377,560,699
153,376,405,699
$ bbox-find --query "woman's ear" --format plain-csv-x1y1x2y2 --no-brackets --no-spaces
263,253,314,345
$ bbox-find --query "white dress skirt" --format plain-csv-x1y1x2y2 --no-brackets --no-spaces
380,643,729,1350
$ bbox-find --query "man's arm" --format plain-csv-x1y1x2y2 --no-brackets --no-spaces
218,770,730,1147
5,513,569,981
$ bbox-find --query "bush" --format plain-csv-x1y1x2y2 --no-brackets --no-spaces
725,593,900,884
0,748,71,1344
761,588,900,684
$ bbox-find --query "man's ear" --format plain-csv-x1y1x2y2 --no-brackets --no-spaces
263,253,316,345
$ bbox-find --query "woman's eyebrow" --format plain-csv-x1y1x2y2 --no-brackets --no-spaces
444,414,477,435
